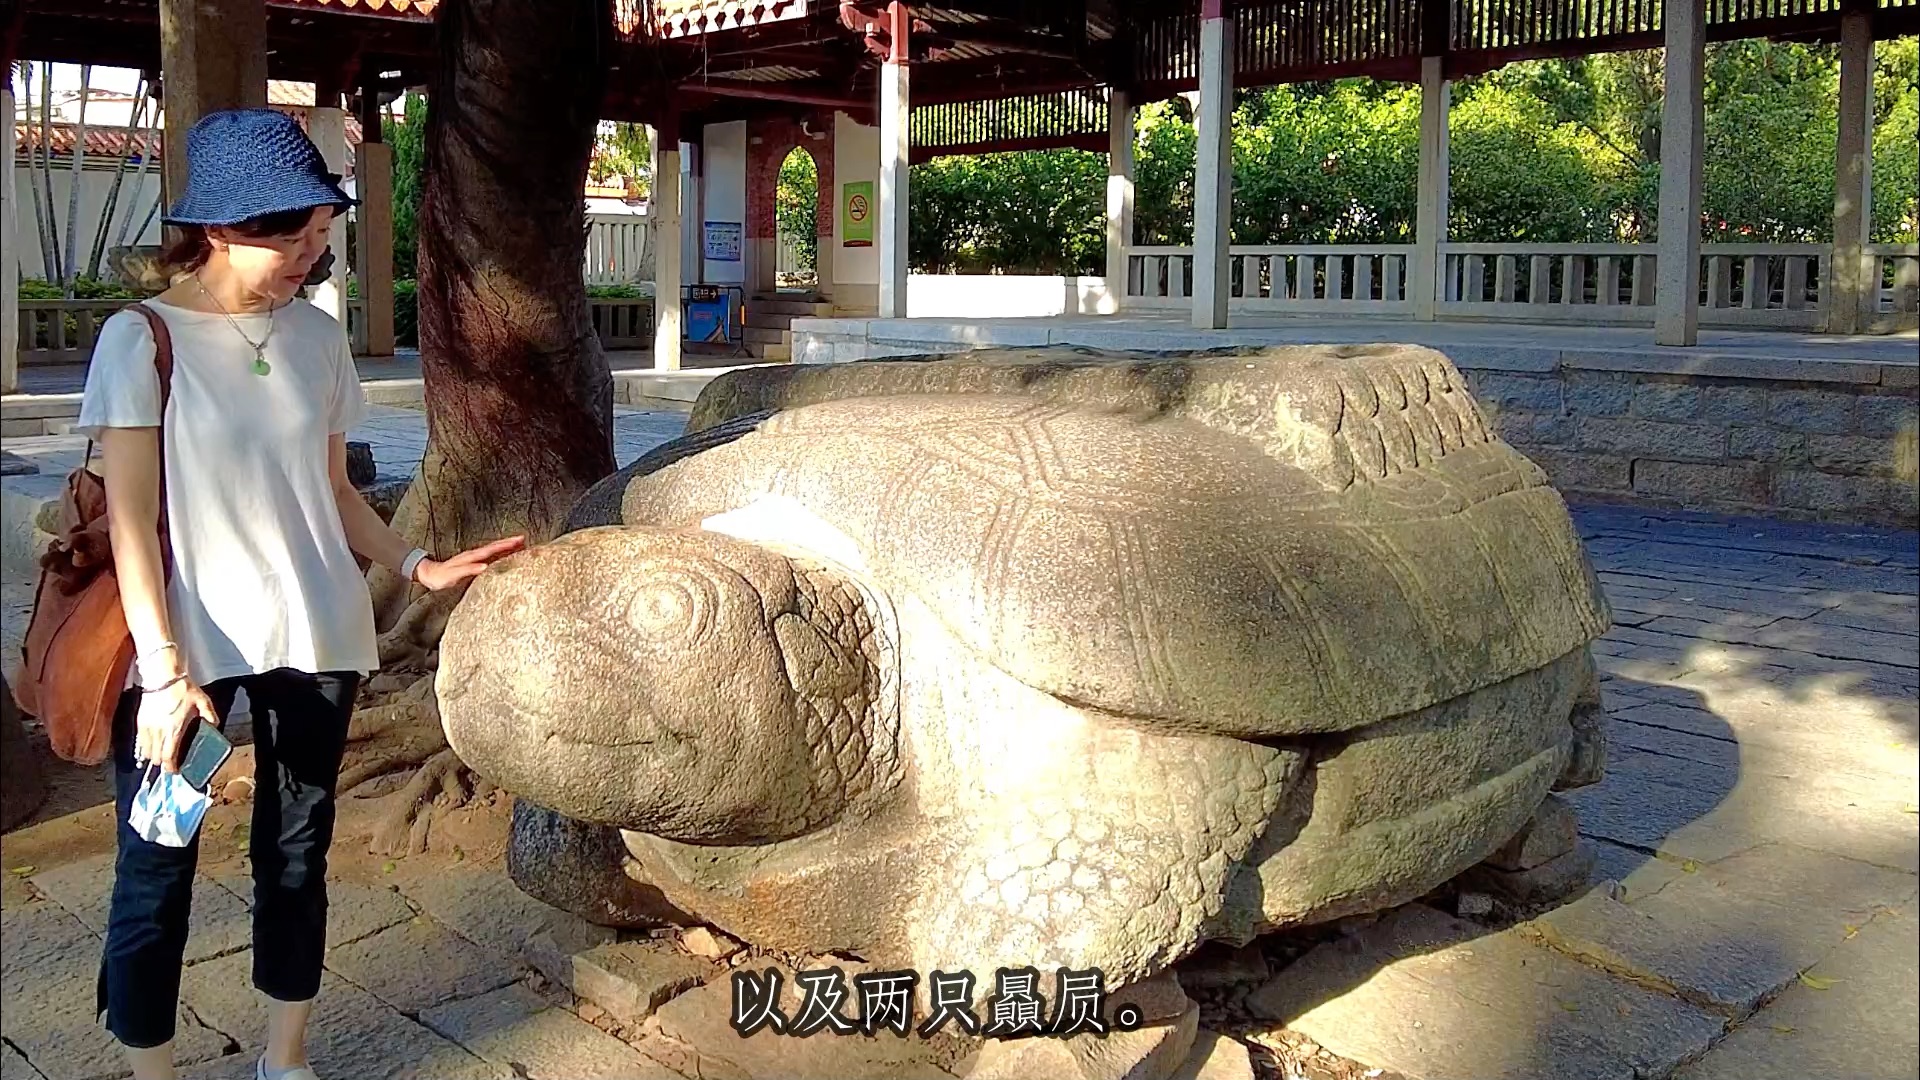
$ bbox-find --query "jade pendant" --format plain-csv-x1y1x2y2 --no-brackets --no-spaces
251,352,272,376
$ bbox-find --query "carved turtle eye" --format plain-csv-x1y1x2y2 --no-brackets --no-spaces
625,564,717,646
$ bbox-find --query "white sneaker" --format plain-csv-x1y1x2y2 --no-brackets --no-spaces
256,1058,320,1080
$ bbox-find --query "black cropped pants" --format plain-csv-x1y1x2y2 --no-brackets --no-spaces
97,668,360,1050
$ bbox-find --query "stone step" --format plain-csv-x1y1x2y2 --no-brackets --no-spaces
743,310,800,331
747,340,792,362
742,325,791,345
2,393,84,437
746,297,832,318
0,392,84,421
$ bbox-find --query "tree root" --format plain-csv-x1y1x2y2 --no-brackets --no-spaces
369,747,471,857
340,667,489,858
377,592,456,670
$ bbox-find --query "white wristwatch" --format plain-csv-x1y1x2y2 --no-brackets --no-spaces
400,548,432,582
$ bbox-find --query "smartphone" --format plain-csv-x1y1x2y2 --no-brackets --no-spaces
177,718,234,792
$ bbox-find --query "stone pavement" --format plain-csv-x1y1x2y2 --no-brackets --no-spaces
1,409,1916,1079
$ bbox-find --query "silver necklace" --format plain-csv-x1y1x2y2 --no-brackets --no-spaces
193,274,277,376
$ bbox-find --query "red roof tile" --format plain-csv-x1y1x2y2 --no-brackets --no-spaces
648,0,808,38
17,110,367,170
267,0,438,18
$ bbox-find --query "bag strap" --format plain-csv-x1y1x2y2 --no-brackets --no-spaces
124,303,178,582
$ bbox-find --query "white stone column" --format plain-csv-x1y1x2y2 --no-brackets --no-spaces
653,136,684,371
877,23,911,320
1191,2,1234,330
1654,0,1705,346
1411,55,1450,322
308,96,351,327
1830,6,1875,335
3,78,18,394
1104,90,1135,315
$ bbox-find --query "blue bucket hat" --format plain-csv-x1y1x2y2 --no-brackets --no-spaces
163,108,357,227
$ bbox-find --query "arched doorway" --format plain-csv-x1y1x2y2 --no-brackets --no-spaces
774,145,820,292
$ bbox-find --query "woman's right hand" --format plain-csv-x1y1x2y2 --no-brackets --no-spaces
135,677,218,772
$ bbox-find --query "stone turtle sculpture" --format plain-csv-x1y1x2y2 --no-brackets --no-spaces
436,343,1610,991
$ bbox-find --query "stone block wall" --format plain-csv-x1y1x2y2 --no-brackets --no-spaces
1464,367,1918,528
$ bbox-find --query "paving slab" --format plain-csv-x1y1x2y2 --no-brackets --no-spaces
180,952,506,1080
1529,880,1825,1016
29,852,253,966
205,874,414,949
323,915,522,1014
1607,717,1741,770
0,1043,48,1080
418,982,678,1079
524,932,717,1024
387,862,616,973
0,902,233,1080
1244,904,1726,1080
1673,900,1918,1080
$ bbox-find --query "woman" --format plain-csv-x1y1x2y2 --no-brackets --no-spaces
78,108,523,1080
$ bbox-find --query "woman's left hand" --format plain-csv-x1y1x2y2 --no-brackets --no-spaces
415,536,528,592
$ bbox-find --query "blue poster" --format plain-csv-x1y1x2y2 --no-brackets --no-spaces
703,221,743,262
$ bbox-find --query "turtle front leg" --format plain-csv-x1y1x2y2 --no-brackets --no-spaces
507,800,694,928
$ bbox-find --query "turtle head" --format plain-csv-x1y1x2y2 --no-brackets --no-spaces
438,526,899,845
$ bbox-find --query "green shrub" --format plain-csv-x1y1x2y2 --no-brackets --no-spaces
394,279,419,347
18,277,142,300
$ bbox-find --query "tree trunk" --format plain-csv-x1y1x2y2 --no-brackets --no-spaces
346,0,617,854
62,67,91,295
26,63,58,282
373,0,615,620
89,80,148,279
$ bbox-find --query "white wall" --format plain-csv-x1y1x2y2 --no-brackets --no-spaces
906,275,1116,318
832,111,879,288
700,121,747,286
12,163,165,283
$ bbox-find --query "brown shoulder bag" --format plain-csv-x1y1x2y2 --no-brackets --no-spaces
11,304,176,765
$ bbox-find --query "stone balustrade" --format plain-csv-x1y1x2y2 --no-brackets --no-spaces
15,299,127,366
1128,242,1920,333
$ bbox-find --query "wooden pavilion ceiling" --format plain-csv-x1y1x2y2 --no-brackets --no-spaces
9,0,439,87
9,0,1918,133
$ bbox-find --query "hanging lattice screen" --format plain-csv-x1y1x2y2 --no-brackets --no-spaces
910,87,1111,157
1131,0,1884,89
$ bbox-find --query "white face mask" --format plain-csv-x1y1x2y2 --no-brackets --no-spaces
127,766,212,848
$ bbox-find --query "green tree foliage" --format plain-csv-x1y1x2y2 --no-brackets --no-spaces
907,41,1920,273
1872,37,1920,244
911,149,1107,273
383,92,429,281
776,147,820,272
591,121,652,192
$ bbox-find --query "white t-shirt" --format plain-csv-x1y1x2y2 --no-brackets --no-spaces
77,297,380,688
